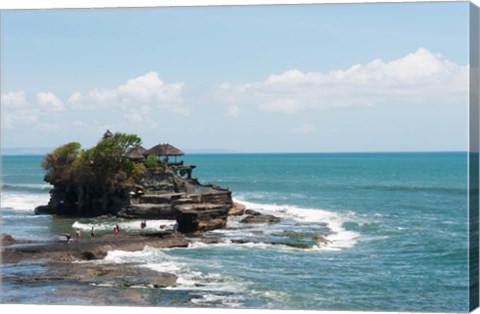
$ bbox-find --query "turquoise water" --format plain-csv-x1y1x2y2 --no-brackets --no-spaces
0,153,470,311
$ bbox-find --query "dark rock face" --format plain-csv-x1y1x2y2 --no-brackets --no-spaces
35,182,129,216
176,203,230,233
240,211,281,224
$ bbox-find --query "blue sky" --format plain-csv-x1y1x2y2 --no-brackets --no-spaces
1,2,471,153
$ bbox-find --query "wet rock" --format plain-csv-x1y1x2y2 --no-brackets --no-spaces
0,233,16,246
4,261,178,290
228,202,246,216
240,213,280,224
314,234,332,245
244,209,261,215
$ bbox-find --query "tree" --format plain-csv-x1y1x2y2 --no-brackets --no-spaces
41,142,81,184
42,132,145,192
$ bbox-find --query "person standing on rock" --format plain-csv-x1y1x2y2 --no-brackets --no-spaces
90,227,95,240
141,220,146,236
75,228,81,241
113,226,118,237
65,232,71,244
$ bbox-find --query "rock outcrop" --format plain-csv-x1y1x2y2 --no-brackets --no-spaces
240,210,281,224
36,145,236,233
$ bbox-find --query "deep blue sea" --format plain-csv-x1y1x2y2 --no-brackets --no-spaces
0,153,470,311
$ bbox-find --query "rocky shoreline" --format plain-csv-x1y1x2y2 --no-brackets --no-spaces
1,201,338,307
1,203,303,302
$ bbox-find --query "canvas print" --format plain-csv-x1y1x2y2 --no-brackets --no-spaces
1,1,479,312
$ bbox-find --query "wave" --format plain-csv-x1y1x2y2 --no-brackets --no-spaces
232,197,360,251
1,183,52,193
72,219,176,232
1,191,50,211
188,239,314,252
100,247,249,307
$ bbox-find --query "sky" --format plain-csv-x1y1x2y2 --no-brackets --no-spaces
0,2,472,153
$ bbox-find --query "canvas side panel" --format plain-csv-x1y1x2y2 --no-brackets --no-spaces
470,2,480,312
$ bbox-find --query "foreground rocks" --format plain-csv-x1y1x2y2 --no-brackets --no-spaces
1,231,189,264
1,232,189,302
4,261,178,289
0,232,191,306
0,233,33,246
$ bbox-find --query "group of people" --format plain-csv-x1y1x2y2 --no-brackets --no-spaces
64,220,179,243
65,228,84,243
64,224,119,243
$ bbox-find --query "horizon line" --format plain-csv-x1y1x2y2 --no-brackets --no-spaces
0,150,469,157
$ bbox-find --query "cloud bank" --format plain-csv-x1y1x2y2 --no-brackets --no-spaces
217,48,468,115
68,71,188,115
1,72,187,130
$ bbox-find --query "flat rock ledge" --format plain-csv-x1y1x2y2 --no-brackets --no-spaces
4,261,178,289
1,232,189,264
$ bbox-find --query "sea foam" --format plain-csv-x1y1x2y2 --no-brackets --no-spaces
72,219,176,232
100,246,249,307
1,191,50,211
233,197,360,250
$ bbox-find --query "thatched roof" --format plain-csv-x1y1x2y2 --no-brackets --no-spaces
136,146,147,155
144,143,184,157
102,129,113,140
125,146,147,160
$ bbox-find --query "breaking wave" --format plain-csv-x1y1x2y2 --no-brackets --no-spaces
72,219,176,233
1,191,50,211
100,247,249,307
232,197,360,251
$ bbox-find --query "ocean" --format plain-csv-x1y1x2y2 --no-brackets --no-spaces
0,152,470,311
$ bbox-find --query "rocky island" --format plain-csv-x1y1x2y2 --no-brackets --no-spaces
34,130,245,233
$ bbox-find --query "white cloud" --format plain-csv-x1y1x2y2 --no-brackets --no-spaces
36,92,65,112
1,91,29,109
1,91,66,129
68,71,188,115
217,48,468,114
2,72,185,132
292,123,316,134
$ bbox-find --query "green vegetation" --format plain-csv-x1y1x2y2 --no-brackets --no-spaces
144,154,159,168
42,142,81,184
42,132,144,192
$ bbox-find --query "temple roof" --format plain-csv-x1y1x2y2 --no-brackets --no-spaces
144,143,184,156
